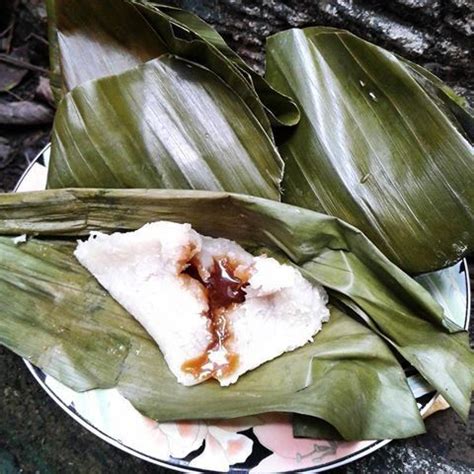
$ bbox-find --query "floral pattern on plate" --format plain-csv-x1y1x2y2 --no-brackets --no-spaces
41,376,374,472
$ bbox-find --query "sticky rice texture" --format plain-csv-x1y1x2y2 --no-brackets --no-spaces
74,222,330,386
222,256,329,385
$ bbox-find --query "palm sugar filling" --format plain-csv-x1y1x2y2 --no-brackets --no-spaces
181,257,249,381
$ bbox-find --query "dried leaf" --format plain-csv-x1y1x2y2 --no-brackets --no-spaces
0,101,54,126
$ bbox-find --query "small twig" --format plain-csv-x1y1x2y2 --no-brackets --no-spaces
0,54,49,74
26,33,49,46
0,24,14,54
4,89,23,101
1,0,19,54
0,24,13,39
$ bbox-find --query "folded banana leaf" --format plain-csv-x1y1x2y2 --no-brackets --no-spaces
397,57,474,142
0,189,472,423
48,55,283,198
265,27,474,274
0,239,131,391
292,290,471,440
293,415,343,440
0,234,422,440
47,0,298,133
46,0,166,101
131,1,299,128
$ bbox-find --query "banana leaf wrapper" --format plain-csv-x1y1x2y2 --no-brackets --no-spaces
0,189,472,429
0,234,422,441
293,416,343,441
48,55,283,199
0,204,421,442
292,291,472,440
46,0,299,132
47,13,473,276
265,27,474,274
132,1,299,128
45,0,166,101
397,57,474,143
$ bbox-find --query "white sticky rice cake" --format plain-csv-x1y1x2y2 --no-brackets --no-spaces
74,221,330,387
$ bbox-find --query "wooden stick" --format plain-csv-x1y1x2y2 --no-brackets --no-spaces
26,32,49,46
0,54,49,75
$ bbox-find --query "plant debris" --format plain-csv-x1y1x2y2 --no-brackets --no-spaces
0,0,51,192
35,76,54,106
0,52,48,74
0,47,29,92
0,101,53,126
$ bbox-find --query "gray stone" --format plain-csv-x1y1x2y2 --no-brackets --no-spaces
319,0,433,55
345,444,473,473
0,138,12,167
0,449,19,474
446,0,474,11
394,0,440,8
445,11,474,36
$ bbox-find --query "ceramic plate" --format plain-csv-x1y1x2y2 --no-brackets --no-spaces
15,145,471,473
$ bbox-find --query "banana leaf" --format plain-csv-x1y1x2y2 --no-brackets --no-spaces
47,0,299,134
265,27,474,274
46,0,167,101
0,239,131,391
292,290,471,440
397,57,474,143
131,1,299,128
47,55,283,199
293,416,343,440
0,234,422,440
0,188,472,423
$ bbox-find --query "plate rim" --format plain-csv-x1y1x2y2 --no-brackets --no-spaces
16,143,471,473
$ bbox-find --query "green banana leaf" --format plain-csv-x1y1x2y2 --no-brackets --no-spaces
46,0,299,134
132,1,299,128
265,27,474,274
0,239,131,391
48,55,283,199
0,188,472,423
0,233,422,440
46,0,167,101
396,57,474,143
293,416,343,440
292,291,472,439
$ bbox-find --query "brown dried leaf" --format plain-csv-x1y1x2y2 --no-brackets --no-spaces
0,47,30,91
35,76,54,106
0,100,54,125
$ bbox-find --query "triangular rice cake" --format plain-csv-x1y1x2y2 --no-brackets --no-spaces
75,222,329,386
